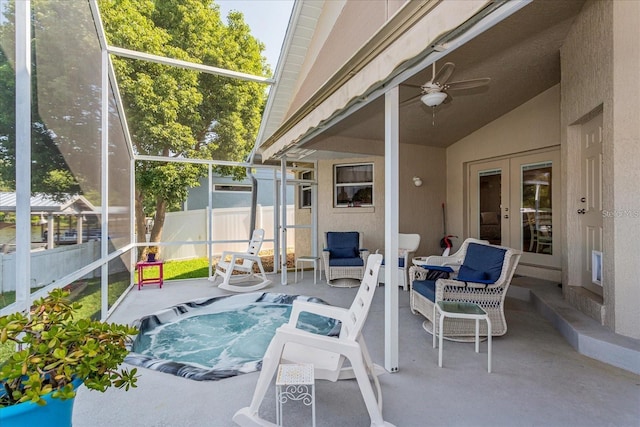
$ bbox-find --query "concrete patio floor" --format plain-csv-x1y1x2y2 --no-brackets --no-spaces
73,274,640,427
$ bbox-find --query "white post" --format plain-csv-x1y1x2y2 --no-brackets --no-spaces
100,49,109,320
384,86,400,372
311,161,318,258
207,164,213,277
273,169,280,275
76,215,83,244
15,0,31,312
280,158,288,285
47,215,55,249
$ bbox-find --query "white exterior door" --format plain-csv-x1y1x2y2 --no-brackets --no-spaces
469,148,561,271
579,113,603,294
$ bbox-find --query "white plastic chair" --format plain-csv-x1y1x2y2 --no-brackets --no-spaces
378,233,421,291
209,229,271,292
233,254,395,427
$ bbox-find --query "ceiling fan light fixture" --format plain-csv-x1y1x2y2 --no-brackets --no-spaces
420,91,447,107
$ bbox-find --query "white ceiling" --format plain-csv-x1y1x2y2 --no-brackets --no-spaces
300,0,586,156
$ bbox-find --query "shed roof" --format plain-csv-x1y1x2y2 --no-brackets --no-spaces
0,192,98,215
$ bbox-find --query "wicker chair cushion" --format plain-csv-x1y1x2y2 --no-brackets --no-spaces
326,232,360,259
329,257,364,267
457,265,492,283
461,243,506,283
330,247,358,258
412,279,437,302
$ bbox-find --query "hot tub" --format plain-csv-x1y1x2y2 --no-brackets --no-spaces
125,292,339,381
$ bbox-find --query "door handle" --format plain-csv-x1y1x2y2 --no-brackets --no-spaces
580,197,586,203
577,209,586,214
504,215,509,219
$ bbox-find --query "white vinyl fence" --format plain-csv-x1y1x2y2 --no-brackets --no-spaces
160,205,295,261
0,241,102,292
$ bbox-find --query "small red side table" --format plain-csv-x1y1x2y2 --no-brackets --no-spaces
137,260,164,290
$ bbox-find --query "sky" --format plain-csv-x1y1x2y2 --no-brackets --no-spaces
217,0,295,72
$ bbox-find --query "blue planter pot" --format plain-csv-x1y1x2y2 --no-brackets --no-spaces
0,378,83,427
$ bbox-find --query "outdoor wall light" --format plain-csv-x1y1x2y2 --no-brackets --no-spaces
413,176,423,187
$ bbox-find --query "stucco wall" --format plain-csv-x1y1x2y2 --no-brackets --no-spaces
561,0,640,338
611,0,640,338
311,145,446,265
445,85,561,248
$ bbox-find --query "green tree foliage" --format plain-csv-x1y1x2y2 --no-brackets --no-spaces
99,0,269,254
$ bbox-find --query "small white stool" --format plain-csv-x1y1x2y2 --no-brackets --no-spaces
276,363,315,427
295,256,321,284
433,301,492,373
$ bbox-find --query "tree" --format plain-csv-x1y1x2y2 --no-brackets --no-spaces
99,0,269,257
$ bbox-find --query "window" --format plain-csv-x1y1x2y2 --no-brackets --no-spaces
299,170,312,208
334,163,373,207
213,184,252,193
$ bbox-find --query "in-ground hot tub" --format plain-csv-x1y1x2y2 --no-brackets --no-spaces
125,292,340,381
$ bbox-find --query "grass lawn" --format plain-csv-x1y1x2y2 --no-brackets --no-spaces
162,251,295,281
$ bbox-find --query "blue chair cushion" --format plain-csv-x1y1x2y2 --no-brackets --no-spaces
329,257,364,267
412,279,437,302
460,243,506,284
330,247,358,258
457,264,490,282
326,232,360,258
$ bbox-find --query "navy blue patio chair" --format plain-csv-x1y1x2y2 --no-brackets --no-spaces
322,231,369,287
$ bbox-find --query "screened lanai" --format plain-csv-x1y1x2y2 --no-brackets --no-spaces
0,0,312,320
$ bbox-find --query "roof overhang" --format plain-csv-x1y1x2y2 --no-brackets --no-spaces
257,0,532,161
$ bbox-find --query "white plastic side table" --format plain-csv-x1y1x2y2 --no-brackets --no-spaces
433,301,492,373
295,256,321,284
276,363,315,427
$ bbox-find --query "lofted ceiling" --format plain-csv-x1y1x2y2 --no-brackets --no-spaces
299,0,586,158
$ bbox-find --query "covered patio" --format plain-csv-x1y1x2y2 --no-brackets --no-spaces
3,1,639,425
73,275,639,426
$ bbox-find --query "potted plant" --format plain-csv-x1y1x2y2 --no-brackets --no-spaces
0,289,138,427
146,245,158,262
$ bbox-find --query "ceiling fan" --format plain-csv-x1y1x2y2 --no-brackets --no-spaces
404,61,491,108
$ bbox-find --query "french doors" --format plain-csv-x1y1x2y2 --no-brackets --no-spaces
469,149,561,269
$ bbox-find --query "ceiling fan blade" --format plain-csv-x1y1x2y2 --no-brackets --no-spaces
431,62,455,85
399,93,423,107
444,77,491,91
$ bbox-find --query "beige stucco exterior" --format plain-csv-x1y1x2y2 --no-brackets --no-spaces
279,0,639,340
561,0,640,338
295,144,446,260
446,84,561,257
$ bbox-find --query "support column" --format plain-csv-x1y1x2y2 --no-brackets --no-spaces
280,158,288,285
384,86,400,372
15,0,31,312
100,49,109,320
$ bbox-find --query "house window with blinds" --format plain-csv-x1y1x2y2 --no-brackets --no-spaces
334,163,373,207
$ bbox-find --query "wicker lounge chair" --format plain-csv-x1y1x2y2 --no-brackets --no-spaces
233,254,395,427
410,241,521,339
322,231,369,287
410,238,489,280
